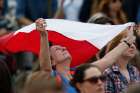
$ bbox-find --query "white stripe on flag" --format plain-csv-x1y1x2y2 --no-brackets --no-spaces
15,19,134,49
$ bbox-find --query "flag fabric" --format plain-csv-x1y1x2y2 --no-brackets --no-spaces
0,19,133,67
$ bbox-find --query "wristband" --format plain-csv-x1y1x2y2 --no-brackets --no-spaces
123,40,131,47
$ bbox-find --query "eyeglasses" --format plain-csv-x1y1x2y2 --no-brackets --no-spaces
84,75,106,84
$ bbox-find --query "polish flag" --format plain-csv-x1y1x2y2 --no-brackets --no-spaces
0,19,133,67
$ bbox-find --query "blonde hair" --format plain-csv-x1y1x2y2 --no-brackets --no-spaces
23,71,62,93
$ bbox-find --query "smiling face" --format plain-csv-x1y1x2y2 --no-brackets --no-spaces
50,45,72,65
77,67,105,93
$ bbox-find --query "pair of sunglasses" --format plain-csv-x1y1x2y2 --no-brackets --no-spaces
84,75,106,84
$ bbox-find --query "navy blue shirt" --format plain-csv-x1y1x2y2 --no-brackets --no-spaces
16,0,57,21
1,0,8,16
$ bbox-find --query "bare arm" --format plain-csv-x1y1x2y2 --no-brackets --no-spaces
92,27,136,72
36,18,52,73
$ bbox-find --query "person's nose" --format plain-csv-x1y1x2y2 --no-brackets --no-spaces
62,47,66,50
130,43,136,49
97,79,104,86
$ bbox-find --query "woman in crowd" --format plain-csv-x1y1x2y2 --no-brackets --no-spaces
70,28,137,93
104,29,140,93
16,18,64,93
71,64,106,93
93,0,127,24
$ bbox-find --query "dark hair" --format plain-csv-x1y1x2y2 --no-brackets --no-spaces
49,41,53,47
98,45,107,59
70,64,101,93
0,60,12,93
135,32,140,51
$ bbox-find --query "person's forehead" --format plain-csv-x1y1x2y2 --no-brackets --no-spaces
84,67,102,79
51,45,62,49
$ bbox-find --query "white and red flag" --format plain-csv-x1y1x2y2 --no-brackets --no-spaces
0,19,133,67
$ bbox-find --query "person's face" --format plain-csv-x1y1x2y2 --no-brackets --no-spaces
50,45,72,65
121,31,137,58
109,0,122,12
122,43,137,58
77,67,105,93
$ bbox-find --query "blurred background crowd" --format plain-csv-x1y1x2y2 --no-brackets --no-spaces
0,0,140,35
0,0,140,93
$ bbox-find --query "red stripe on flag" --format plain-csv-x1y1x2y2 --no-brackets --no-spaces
0,30,99,67
48,31,99,67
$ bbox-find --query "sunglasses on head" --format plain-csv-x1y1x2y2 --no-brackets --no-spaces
84,75,106,84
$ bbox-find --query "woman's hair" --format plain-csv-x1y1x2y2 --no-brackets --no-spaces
106,30,127,52
15,71,31,93
94,0,127,24
23,71,62,93
135,31,140,51
70,64,101,93
0,60,12,93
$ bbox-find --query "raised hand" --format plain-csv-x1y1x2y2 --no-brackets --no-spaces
121,26,136,47
35,18,47,32
35,18,52,72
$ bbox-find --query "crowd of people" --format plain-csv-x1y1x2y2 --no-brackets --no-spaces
0,0,140,93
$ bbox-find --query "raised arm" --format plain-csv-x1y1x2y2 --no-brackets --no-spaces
35,18,52,73
92,26,136,72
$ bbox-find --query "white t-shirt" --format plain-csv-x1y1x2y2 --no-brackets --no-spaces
63,0,84,21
